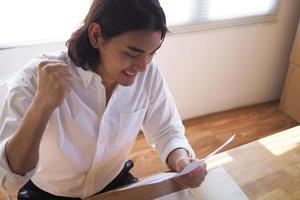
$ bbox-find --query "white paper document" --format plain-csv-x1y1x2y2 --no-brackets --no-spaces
155,190,196,200
118,172,178,190
155,167,249,200
188,167,249,200
118,134,236,191
178,134,236,177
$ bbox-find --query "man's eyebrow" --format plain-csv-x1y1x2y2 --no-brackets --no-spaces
127,43,162,54
127,46,145,53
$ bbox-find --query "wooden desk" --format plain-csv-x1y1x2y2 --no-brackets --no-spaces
213,125,300,199
87,126,300,200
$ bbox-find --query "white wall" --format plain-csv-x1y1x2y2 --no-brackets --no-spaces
0,0,299,120
156,0,300,119
0,42,66,79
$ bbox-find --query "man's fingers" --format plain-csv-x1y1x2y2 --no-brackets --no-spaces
39,60,66,66
37,61,74,91
38,61,73,82
38,60,71,74
54,71,74,81
41,63,70,72
175,164,207,188
174,158,208,188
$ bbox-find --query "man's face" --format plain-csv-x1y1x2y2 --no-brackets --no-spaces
97,30,162,86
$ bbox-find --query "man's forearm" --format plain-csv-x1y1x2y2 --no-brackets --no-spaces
5,96,54,175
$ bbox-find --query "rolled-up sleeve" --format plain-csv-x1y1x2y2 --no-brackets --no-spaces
0,64,38,195
0,138,36,195
142,63,195,166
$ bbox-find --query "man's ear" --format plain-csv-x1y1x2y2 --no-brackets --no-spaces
88,23,104,48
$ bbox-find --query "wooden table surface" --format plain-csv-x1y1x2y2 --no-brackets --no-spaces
87,126,300,200
215,125,300,200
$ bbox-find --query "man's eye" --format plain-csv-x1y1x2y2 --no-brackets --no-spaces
125,52,139,58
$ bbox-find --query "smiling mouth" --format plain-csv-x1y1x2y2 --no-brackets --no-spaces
123,70,137,76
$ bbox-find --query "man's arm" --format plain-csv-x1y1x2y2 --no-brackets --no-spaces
5,60,73,175
6,97,54,175
142,64,207,188
166,148,190,172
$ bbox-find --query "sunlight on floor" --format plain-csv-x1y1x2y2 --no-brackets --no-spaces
258,126,300,156
206,152,233,170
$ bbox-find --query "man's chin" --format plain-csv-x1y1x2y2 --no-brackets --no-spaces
119,80,135,87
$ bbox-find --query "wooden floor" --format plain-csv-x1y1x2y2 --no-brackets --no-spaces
129,100,298,178
0,100,298,199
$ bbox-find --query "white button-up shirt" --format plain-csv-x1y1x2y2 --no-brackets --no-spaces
0,51,195,198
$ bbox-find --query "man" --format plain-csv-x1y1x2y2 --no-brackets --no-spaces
0,0,207,199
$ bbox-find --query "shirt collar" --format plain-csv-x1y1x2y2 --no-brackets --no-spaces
75,67,95,88
65,51,95,88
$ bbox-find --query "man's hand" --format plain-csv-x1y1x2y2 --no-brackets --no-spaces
175,158,207,188
35,60,73,111
167,148,207,188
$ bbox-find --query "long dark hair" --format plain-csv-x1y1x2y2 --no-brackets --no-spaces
66,0,168,71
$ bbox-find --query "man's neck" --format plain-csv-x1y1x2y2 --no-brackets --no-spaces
102,80,117,106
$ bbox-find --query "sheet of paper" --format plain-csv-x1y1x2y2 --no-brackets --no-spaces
154,189,196,200
118,134,236,191
201,134,236,161
155,167,249,200
178,134,236,177
189,167,249,200
118,172,178,190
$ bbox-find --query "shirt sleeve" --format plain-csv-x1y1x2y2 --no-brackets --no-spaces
142,62,196,166
0,61,39,195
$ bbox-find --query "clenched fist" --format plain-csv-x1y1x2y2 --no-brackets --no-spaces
35,60,73,111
